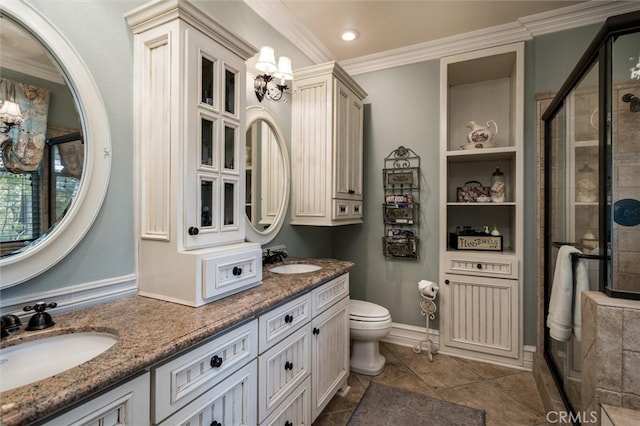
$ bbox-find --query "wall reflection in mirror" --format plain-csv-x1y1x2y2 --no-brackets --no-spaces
245,106,289,244
0,14,83,258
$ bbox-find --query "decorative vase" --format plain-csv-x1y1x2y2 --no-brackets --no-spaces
466,120,498,147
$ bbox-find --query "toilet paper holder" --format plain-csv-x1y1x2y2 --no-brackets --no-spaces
413,280,438,361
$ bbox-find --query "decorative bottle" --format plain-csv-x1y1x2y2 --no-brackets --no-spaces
490,167,506,203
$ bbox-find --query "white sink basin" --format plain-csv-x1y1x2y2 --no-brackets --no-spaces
270,264,322,274
0,332,118,392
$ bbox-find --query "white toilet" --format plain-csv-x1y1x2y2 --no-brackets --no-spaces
349,299,392,376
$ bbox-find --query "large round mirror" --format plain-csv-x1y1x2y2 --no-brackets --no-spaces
0,3,111,288
245,106,289,244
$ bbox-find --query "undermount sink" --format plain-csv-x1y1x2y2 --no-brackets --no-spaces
0,332,118,392
269,264,322,274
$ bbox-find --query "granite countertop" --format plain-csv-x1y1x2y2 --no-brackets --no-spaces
0,258,354,425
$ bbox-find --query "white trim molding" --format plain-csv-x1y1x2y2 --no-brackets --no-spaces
382,322,536,372
244,0,640,76
0,274,137,321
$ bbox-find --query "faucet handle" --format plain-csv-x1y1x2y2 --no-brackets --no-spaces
23,302,57,313
23,302,57,331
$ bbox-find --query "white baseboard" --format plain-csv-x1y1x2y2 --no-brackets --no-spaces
381,322,536,372
0,274,137,320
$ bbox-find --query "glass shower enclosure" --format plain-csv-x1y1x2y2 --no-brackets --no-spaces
542,10,640,417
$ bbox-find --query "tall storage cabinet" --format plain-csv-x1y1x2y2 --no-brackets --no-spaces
290,62,367,225
127,0,261,307
439,43,524,366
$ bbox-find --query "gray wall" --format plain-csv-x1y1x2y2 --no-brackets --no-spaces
0,0,606,348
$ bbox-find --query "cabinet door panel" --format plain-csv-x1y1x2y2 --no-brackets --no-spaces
258,326,311,422
441,273,519,359
159,360,257,426
311,296,349,421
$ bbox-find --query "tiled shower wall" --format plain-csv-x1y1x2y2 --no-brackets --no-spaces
581,291,640,416
612,82,640,292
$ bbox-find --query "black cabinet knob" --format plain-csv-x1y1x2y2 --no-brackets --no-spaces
284,361,293,371
444,279,450,285
211,421,221,426
232,266,242,276
188,226,199,235
477,263,483,269
284,314,293,324
210,355,223,368
313,327,320,335
285,421,293,426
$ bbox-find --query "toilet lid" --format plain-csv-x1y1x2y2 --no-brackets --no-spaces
349,299,390,320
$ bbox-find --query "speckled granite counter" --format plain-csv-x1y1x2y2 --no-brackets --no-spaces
0,258,353,425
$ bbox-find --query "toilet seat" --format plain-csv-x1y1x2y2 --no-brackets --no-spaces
349,300,391,322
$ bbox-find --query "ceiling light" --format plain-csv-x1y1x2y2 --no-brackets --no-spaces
340,30,359,42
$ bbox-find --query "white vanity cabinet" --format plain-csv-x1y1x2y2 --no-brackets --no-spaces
290,62,367,225
43,372,150,426
127,0,262,307
257,273,350,425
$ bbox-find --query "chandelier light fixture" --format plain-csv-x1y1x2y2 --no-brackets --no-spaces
254,46,293,102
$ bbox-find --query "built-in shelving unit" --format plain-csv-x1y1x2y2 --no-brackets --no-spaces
438,42,524,366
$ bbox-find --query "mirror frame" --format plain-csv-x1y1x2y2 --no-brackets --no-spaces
0,1,111,288
245,106,289,245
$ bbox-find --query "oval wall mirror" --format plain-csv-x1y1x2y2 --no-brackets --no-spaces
0,3,111,288
245,106,289,244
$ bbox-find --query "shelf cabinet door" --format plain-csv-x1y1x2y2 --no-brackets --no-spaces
334,78,363,201
440,273,519,359
184,27,246,249
311,296,349,422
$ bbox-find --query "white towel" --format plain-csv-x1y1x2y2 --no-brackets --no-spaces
546,245,589,342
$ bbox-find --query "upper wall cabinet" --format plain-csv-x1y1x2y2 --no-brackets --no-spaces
126,0,261,307
290,62,367,226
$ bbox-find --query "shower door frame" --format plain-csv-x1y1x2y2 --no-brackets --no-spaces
542,10,640,419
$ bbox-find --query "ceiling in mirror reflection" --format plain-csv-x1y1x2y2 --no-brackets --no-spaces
0,15,64,84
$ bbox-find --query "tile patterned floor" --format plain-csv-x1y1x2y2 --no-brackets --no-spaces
313,342,548,426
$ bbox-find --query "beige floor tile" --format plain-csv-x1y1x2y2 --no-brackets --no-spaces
457,357,524,380
438,380,546,425
403,352,484,389
354,362,439,397
320,373,366,415
492,372,546,416
313,343,548,426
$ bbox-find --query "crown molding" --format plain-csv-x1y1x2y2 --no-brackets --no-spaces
243,0,334,64
1,53,65,84
245,0,640,76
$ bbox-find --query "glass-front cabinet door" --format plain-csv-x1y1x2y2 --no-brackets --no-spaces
184,29,244,249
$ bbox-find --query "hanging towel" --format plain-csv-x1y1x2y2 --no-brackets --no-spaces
546,245,589,342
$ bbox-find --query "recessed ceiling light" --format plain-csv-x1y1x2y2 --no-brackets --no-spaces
340,29,359,42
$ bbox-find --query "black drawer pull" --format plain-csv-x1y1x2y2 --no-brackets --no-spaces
211,421,221,426
444,279,450,285
188,226,199,235
477,263,483,269
210,355,223,368
284,361,293,371
232,266,242,276
285,421,293,426
284,314,293,323
313,327,320,335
